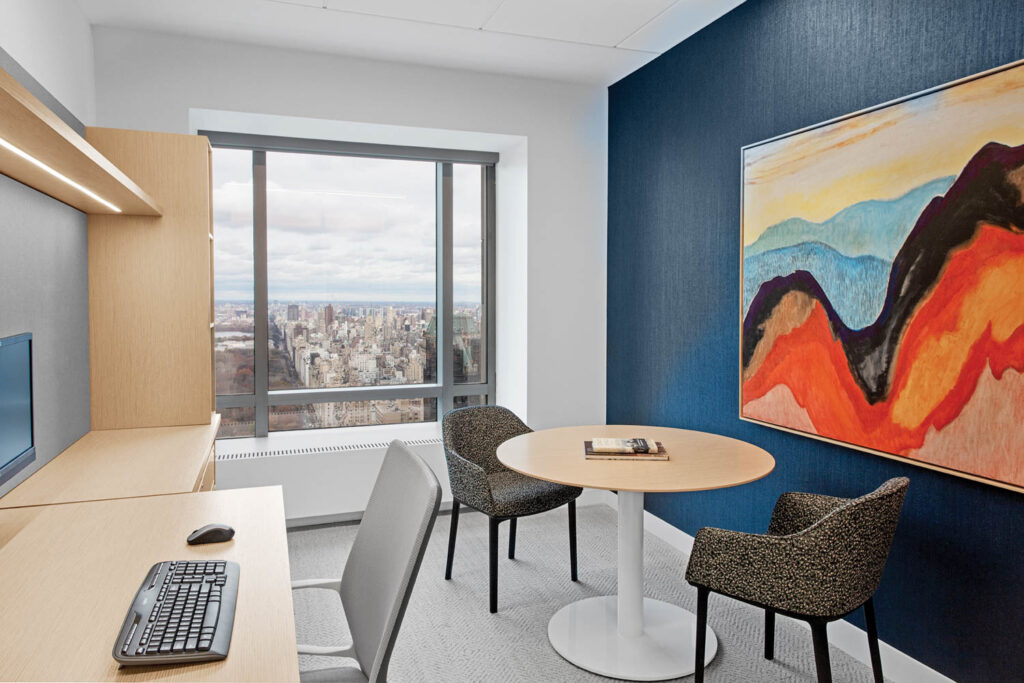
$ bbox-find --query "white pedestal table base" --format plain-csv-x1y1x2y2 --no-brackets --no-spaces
547,490,718,680
548,596,718,681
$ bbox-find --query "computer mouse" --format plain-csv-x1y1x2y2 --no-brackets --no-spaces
187,523,236,545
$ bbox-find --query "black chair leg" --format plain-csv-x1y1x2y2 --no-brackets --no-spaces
489,517,499,613
508,518,517,559
810,621,833,683
864,598,883,683
694,586,709,683
568,500,578,581
444,500,459,580
764,608,775,660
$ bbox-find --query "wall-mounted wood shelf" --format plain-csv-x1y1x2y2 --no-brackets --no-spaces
0,67,162,216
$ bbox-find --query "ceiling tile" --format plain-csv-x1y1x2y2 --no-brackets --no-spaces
484,0,675,48
79,0,658,85
618,0,746,52
324,0,505,29
270,0,325,8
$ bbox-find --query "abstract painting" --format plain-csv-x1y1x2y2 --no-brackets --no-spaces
740,60,1024,491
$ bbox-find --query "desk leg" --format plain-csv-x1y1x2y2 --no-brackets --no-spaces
547,489,719,681
618,491,644,637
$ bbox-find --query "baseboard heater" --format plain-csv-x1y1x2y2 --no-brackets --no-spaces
216,436,452,527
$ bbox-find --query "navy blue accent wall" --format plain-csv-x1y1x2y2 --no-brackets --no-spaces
607,1,1024,680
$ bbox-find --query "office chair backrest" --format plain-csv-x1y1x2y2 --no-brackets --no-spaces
442,405,531,474
341,440,441,682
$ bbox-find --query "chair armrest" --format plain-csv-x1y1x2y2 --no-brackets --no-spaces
768,491,848,536
297,643,356,658
685,526,850,617
292,578,342,592
444,448,494,513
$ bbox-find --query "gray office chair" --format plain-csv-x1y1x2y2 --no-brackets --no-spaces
292,440,442,683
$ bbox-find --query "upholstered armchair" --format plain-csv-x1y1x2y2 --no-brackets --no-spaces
441,406,582,613
686,477,909,683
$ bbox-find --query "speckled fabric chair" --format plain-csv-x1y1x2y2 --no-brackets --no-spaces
442,406,582,613
685,477,909,683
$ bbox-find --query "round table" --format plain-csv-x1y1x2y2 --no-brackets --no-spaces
496,425,774,682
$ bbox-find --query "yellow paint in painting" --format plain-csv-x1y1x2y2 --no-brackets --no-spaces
890,257,1024,429
744,62,1024,245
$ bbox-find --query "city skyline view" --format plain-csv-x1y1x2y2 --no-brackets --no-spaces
215,298,484,436
211,146,488,437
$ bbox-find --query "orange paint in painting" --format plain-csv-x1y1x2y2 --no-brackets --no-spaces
742,224,1024,485
891,226,1024,428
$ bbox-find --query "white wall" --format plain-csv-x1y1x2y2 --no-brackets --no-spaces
0,0,95,124
92,26,608,429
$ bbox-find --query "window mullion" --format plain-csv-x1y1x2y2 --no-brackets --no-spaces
484,164,497,401
268,384,444,406
253,151,270,437
438,163,454,417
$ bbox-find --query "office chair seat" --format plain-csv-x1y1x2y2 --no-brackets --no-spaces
487,470,581,518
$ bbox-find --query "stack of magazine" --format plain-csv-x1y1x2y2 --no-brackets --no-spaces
584,437,668,461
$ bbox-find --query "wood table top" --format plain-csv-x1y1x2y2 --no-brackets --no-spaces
0,486,298,682
497,425,775,493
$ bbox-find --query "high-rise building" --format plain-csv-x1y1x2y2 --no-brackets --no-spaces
287,304,299,321
324,304,334,328
453,312,476,336
423,315,437,383
406,358,424,383
453,334,480,384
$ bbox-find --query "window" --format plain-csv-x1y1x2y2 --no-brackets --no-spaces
209,133,495,438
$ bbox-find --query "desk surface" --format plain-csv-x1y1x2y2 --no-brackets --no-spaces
0,416,220,509
0,486,299,682
497,425,775,492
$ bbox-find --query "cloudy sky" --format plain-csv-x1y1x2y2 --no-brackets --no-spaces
212,147,484,304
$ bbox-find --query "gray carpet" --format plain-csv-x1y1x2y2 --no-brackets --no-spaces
288,504,879,682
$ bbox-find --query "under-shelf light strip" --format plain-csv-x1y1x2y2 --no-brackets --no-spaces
0,136,122,212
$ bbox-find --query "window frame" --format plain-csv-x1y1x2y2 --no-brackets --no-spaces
205,131,497,437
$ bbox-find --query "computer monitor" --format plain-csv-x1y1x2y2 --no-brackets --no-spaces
0,332,35,486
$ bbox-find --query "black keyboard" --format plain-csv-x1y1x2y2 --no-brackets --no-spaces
112,560,239,666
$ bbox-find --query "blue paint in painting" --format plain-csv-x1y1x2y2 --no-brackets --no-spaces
745,176,955,260
743,242,890,329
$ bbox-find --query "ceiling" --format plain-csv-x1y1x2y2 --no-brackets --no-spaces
77,0,746,85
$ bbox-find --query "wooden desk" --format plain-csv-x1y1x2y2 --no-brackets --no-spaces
0,415,220,509
498,425,775,682
0,486,299,682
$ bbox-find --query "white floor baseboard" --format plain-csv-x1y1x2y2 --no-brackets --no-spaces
583,491,953,683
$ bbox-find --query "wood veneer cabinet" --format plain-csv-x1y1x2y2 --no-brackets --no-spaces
0,128,220,509
86,128,215,430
